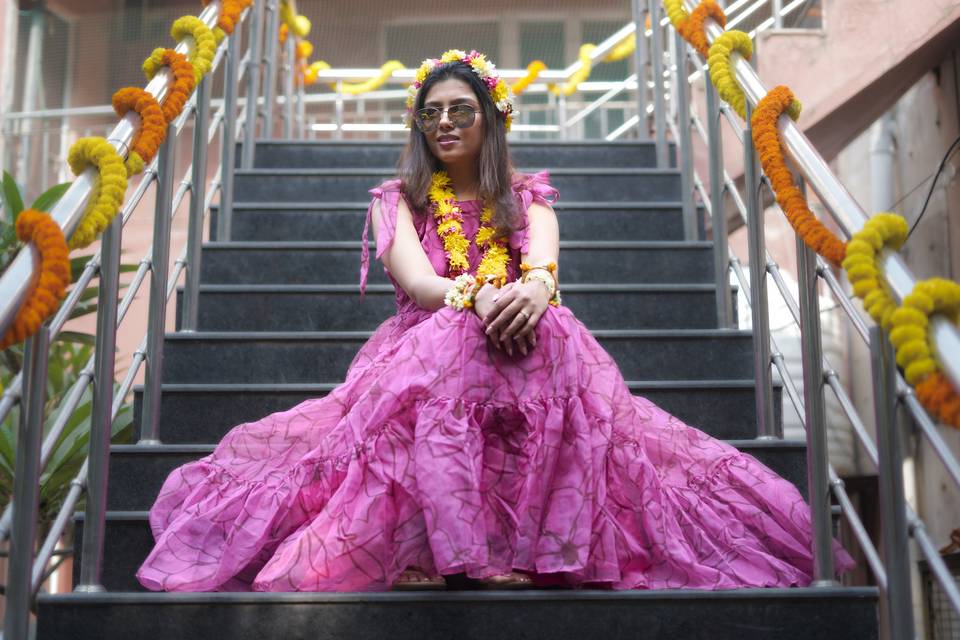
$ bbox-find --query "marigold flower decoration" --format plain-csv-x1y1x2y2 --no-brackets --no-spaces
0,210,71,351
112,87,167,177
405,49,516,133
841,212,906,331
707,30,753,120
201,0,248,43
677,1,727,59
664,0,689,28
170,16,217,84
511,60,546,96
66,137,128,250
143,48,197,123
429,170,509,286
751,85,847,267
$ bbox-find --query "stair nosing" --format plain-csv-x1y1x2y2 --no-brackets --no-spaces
162,329,754,341
234,167,682,177
244,139,670,148
200,240,714,250
133,380,781,393
179,283,722,294
216,201,691,211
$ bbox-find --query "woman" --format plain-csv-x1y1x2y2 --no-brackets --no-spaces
136,49,855,593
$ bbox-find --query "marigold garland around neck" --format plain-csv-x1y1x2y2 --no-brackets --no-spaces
429,171,510,286
0,210,71,351
708,30,753,120
112,87,167,177
143,48,197,123
170,16,216,84
67,137,128,250
751,85,846,267
406,49,516,133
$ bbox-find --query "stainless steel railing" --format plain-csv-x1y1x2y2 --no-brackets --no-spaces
651,0,960,635
0,1,274,636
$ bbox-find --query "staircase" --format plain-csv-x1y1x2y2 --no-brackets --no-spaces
35,140,878,639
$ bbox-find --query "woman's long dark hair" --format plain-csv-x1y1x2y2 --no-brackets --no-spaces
396,61,522,241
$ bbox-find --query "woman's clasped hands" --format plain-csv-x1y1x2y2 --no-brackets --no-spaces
473,279,551,356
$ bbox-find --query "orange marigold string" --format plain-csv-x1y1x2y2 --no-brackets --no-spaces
142,48,197,124
678,1,727,58
916,372,960,429
0,210,71,351
112,87,167,176
202,0,245,39
751,85,847,267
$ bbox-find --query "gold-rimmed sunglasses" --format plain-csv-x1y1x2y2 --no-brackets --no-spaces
413,104,481,133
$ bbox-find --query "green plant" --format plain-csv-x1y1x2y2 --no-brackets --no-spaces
1,171,71,273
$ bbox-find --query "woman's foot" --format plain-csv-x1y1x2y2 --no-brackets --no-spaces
392,568,446,590
478,570,536,589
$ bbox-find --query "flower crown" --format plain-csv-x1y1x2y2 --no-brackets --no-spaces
404,49,516,132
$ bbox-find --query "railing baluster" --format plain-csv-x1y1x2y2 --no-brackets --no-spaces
284,34,295,138
241,0,266,167
743,99,777,439
672,33,696,240
870,325,917,638
3,325,50,637
261,0,280,139
219,16,241,241
631,0,651,141
796,235,836,585
705,70,732,328
75,212,122,592
648,0,669,166
182,75,212,332
139,121,178,445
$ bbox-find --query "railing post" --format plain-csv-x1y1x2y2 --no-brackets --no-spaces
772,0,784,28
631,0,650,141
297,64,307,138
743,99,777,439
870,325,917,639
334,81,344,140
648,0,669,167
261,0,280,139
241,0,266,168
796,235,837,586
558,94,568,140
672,32,696,240
75,213,122,592
139,122,177,445
3,325,50,638
283,35,295,138
219,15,241,241
705,69,732,328
181,76,212,332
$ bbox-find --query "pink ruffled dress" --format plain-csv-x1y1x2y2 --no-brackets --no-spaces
136,170,855,592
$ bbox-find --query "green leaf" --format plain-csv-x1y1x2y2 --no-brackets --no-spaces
54,331,96,346
30,182,71,213
2,171,24,222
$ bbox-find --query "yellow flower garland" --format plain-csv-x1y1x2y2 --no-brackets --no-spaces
66,137,128,250
429,171,509,286
340,60,405,96
889,279,960,385
664,0,689,29
549,44,595,97
171,16,217,84
512,60,546,96
707,30,753,120
841,212,907,331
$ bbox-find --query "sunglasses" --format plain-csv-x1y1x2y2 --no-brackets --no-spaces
413,104,480,133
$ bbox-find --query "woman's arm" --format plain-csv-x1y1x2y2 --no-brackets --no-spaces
372,195,493,311
520,201,560,280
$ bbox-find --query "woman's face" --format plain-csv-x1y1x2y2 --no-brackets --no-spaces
421,78,485,168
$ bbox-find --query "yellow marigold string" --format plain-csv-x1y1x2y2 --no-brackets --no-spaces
889,279,960,385
511,60,546,96
143,48,197,123
112,87,167,177
171,16,216,84
340,60,404,96
296,40,313,61
201,0,245,43
707,30,753,120
304,60,329,86
604,33,636,62
664,0,689,29
678,1,727,58
429,171,510,286
549,44,595,97
66,137,128,250
280,0,311,38
751,85,847,267
0,210,71,351
841,212,907,330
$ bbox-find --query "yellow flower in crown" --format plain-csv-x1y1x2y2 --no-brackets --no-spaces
405,49,516,132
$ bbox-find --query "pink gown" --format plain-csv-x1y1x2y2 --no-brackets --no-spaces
136,170,855,592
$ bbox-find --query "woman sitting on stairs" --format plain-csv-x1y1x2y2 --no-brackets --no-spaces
136,49,855,592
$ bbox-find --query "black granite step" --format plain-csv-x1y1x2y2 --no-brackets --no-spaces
174,284,734,331
232,168,682,203
159,330,758,384
38,588,879,640
210,203,695,243
133,380,782,445
238,139,675,170
197,241,717,285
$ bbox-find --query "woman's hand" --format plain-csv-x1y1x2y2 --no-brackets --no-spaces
476,279,551,356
